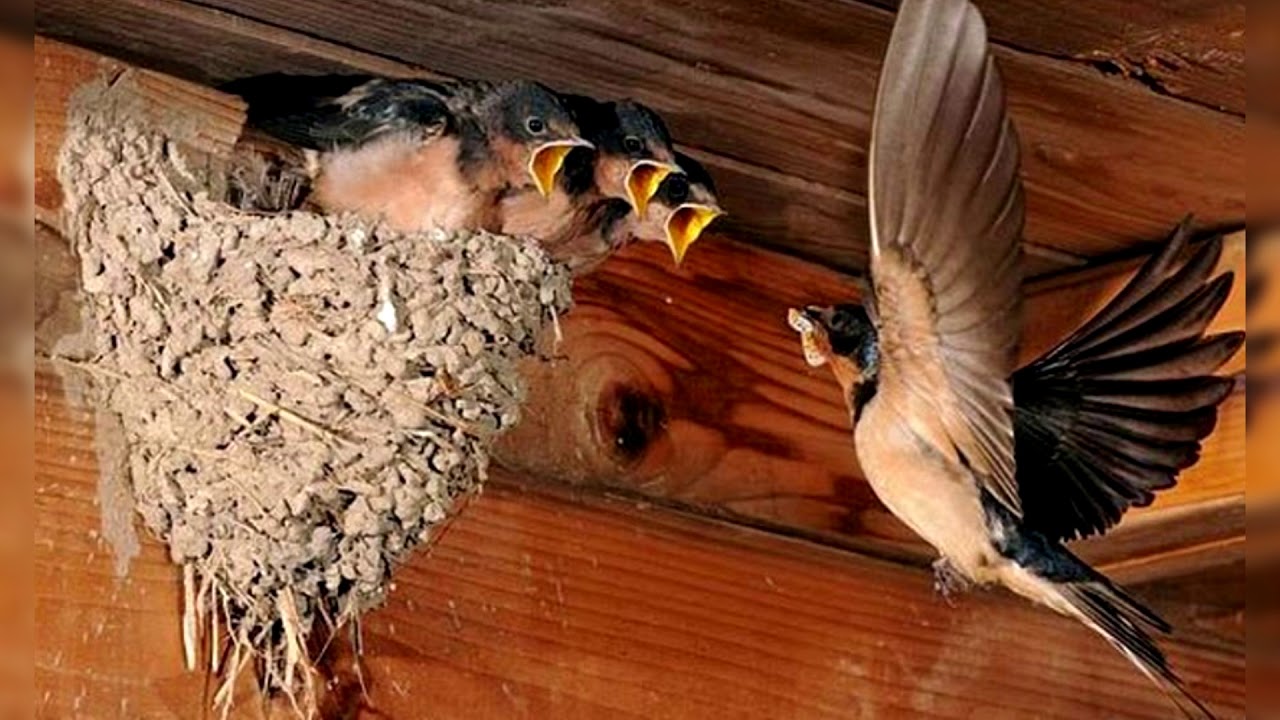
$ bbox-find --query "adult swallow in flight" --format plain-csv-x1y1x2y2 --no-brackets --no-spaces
499,95,682,266
224,73,592,233
788,1,1239,716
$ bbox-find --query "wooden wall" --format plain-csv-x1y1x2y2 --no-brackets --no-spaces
35,0,1244,275
32,0,1245,713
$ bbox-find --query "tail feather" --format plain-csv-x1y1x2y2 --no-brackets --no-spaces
1059,580,1216,719
987,492,1213,718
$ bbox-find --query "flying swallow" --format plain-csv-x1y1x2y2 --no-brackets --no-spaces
788,1,1239,716
224,73,591,233
499,96,681,264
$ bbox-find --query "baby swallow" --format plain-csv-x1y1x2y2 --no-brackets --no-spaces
788,1,1239,717
563,152,724,273
499,96,681,266
634,152,724,265
224,73,591,233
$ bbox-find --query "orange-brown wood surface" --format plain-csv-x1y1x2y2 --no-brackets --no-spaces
34,31,1245,720
870,0,1245,114
35,365,1245,719
35,0,1244,276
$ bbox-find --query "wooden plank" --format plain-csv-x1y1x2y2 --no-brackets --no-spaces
34,35,1242,603
982,0,1243,114
34,365,1244,718
869,0,1244,114
34,0,1243,272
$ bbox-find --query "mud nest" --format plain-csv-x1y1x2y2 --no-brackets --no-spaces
55,80,572,712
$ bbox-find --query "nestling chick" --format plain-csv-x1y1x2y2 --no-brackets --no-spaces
561,152,724,274
633,152,724,265
500,96,681,264
224,74,591,233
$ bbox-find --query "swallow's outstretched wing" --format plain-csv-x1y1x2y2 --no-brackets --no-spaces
866,0,1026,514
1012,219,1244,542
226,74,453,150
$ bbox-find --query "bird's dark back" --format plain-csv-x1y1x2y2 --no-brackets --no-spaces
224,73,452,150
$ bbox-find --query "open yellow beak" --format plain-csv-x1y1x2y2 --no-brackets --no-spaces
529,138,593,197
625,160,680,217
664,203,724,265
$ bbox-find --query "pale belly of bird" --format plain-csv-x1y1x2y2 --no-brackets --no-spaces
315,136,486,233
853,402,1006,585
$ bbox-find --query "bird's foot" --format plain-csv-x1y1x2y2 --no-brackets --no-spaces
932,558,970,607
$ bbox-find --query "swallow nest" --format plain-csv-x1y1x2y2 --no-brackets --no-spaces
56,84,572,715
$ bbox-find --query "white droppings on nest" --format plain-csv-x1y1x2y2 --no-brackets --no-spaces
55,81,572,717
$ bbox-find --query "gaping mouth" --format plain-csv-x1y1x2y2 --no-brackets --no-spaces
663,203,724,265
787,308,827,367
529,138,593,197
625,160,680,216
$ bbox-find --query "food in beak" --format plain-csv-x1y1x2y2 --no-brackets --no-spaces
787,308,828,367
787,308,813,333
625,160,679,216
663,203,724,265
529,138,593,197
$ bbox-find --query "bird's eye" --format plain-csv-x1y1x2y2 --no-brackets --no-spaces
667,174,690,203
623,136,643,154
525,117,546,134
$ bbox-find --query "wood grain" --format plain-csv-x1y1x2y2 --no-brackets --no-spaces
34,0,1243,274
34,364,1244,718
869,0,1245,114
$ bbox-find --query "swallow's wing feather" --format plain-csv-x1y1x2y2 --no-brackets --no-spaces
227,74,452,150
867,0,1025,515
1012,221,1243,542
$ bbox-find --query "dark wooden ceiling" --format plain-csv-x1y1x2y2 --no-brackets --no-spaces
35,0,1244,278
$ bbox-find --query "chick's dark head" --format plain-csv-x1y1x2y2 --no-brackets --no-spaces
487,81,592,196
611,101,681,215
557,96,679,210
646,153,723,264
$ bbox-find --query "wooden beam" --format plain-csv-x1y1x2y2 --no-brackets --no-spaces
34,366,1244,717
34,0,1242,275
870,0,1244,114
33,35,1244,589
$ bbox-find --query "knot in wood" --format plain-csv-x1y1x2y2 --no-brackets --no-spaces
595,382,667,464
